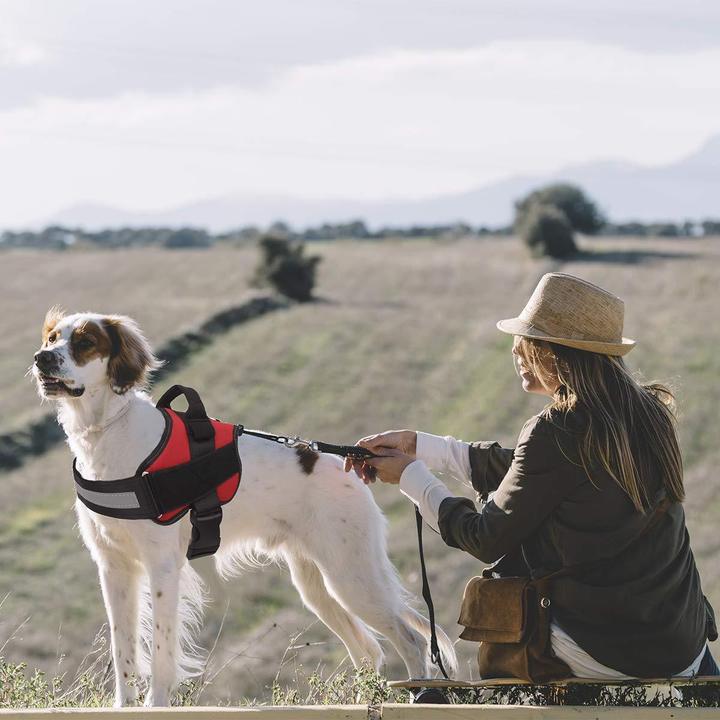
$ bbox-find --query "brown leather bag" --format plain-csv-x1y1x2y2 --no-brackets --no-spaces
458,569,571,682
458,498,671,682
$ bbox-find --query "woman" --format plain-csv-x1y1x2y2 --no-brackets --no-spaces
346,272,718,679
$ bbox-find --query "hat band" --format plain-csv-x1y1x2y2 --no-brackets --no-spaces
519,311,622,344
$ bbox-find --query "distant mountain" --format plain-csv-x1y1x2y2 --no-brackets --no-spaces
43,134,720,232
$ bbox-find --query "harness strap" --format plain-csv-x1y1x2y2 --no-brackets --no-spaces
74,443,239,521
157,384,215,443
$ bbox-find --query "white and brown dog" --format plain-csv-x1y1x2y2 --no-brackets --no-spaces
32,308,456,707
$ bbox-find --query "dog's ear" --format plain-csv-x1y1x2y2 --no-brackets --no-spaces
102,316,162,394
42,306,65,343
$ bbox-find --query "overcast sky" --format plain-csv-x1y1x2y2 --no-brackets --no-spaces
1,0,719,228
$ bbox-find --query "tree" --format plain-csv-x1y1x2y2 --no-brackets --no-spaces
252,234,321,302
163,227,211,248
515,183,605,235
518,203,578,259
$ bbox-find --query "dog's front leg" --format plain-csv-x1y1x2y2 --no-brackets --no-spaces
144,561,181,707
98,564,140,708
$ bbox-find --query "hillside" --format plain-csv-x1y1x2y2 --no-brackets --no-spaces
0,235,719,703
42,135,720,230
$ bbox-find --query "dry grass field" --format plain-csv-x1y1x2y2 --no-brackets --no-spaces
0,235,719,703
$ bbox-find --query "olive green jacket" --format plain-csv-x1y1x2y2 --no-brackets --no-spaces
437,409,716,677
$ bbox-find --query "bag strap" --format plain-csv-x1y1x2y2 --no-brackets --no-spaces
415,506,450,679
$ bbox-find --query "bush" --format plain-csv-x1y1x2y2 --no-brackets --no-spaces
515,183,605,235
253,235,321,302
519,204,578,259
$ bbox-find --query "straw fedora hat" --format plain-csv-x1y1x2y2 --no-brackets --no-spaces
496,272,636,356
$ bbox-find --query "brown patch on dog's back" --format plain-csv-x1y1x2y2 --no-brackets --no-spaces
70,321,114,366
42,306,65,343
296,446,319,474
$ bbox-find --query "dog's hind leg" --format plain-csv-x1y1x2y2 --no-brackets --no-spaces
284,551,384,669
97,560,141,707
311,549,432,679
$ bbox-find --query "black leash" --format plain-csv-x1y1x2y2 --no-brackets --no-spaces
415,506,450,679
239,428,378,460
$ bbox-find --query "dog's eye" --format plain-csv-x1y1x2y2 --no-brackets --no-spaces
48,332,57,343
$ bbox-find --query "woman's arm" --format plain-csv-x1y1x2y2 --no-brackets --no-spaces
415,432,472,478
437,414,580,563
416,432,515,498
346,429,515,497
467,440,515,500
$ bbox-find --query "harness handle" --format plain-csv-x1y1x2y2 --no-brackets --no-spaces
156,384,215,442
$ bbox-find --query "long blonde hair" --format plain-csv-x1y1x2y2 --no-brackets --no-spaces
516,337,684,512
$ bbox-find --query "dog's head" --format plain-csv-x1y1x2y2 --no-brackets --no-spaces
33,308,161,399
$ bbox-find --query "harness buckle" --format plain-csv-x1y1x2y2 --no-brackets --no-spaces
187,496,223,560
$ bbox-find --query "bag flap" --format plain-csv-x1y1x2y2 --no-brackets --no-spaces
458,575,530,643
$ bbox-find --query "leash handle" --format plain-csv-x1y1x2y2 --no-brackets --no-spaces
415,505,450,679
312,440,378,460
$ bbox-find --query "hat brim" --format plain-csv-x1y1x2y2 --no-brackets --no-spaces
496,317,636,356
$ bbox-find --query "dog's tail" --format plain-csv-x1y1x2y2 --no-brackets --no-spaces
403,604,458,678
137,563,207,679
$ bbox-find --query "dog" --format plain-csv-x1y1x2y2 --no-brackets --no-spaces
32,308,456,706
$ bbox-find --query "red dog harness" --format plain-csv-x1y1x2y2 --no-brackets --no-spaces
73,385,378,560
73,385,242,559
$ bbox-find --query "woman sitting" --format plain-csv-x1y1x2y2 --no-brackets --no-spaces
347,272,718,679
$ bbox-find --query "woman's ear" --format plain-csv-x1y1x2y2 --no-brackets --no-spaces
102,315,162,394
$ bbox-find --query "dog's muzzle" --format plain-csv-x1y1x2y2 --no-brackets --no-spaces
34,349,61,373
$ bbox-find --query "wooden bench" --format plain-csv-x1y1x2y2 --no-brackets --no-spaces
389,676,720,705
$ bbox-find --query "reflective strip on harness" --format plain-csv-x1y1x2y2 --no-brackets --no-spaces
75,485,140,510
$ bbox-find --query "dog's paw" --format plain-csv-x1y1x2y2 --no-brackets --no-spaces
143,690,171,707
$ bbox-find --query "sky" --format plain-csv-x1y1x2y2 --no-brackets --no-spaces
0,0,719,228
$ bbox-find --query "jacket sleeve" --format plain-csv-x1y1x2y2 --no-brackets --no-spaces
437,414,580,564
467,441,515,500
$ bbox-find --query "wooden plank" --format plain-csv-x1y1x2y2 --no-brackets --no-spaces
1,707,719,719
381,706,720,719
0,707,368,720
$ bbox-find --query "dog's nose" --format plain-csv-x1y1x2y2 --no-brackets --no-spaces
35,349,58,370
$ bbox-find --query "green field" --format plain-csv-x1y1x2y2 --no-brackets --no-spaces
1,235,719,703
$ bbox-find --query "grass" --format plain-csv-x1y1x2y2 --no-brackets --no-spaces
0,234,719,704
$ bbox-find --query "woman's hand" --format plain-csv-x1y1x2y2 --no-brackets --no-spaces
344,429,418,484
362,448,416,485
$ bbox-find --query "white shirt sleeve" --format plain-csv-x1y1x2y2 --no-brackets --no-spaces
399,459,455,533
416,431,473,485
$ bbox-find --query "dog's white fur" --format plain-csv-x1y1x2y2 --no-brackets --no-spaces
33,310,456,707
